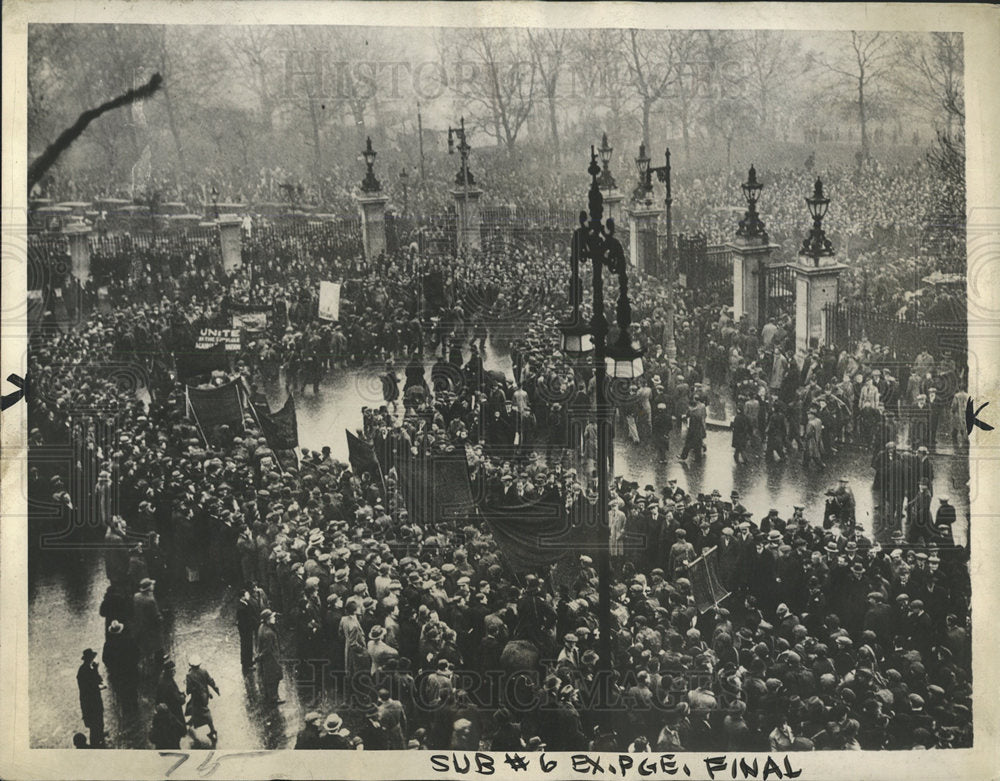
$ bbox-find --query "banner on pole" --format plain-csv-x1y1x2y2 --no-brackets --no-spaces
196,327,241,352
255,394,299,451
686,547,730,613
346,429,385,494
318,281,341,322
186,381,245,432
176,342,229,382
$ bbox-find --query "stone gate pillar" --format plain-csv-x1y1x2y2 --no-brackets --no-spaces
628,202,662,275
728,236,780,330
604,189,625,228
793,260,847,356
357,192,390,263
450,186,483,252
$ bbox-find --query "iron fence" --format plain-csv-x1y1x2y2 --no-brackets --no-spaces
823,302,967,371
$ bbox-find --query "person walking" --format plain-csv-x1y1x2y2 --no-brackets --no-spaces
184,655,220,743
156,659,187,737
131,578,163,676
77,648,106,748
679,398,707,462
255,609,284,706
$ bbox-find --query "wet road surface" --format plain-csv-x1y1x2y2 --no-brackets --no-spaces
29,341,969,748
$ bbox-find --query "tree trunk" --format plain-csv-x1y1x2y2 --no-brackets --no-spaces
161,86,186,172
858,77,868,161
642,101,651,147
547,94,560,165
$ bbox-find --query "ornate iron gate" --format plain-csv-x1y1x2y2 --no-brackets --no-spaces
760,262,796,325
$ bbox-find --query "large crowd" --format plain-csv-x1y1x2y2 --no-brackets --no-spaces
29,204,972,753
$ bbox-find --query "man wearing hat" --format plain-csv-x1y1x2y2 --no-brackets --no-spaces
557,633,580,669
255,609,284,706
185,655,220,742
318,713,352,749
906,478,934,545
77,648,106,748
132,577,163,676
934,496,957,550
295,711,324,749
357,702,389,750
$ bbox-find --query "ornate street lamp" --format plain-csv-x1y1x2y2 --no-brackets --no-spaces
800,177,835,266
737,164,768,241
633,142,653,202
210,185,219,219
361,137,382,193
447,116,476,187
597,132,616,192
561,146,644,721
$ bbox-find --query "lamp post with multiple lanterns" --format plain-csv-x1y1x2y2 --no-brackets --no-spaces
559,147,644,705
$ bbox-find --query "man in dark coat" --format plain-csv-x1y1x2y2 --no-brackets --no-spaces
77,648,106,748
236,589,260,674
730,403,753,464
357,703,389,750
255,609,284,706
294,712,323,749
131,578,163,675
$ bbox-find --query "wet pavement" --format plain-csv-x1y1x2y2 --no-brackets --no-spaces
29,340,969,748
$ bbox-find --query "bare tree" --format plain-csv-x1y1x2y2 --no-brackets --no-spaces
526,28,569,163
622,29,677,147
894,32,963,133
813,31,899,161
445,28,537,151
738,30,811,133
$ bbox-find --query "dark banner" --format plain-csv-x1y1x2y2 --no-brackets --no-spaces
256,394,299,451
186,381,245,432
473,483,589,572
423,269,448,312
686,548,730,613
176,342,229,382
346,429,384,489
395,450,475,525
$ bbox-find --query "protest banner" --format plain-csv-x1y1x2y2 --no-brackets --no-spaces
318,280,341,321
195,327,241,352
185,381,246,433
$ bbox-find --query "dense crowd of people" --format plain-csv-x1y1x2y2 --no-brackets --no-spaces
28,200,972,753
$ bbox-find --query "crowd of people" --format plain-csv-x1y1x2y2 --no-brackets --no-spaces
27,203,972,753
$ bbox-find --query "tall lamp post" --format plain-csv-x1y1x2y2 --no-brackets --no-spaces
448,117,475,250
559,148,644,718
641,147,676,358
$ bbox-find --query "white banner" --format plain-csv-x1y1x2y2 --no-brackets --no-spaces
232,311,268,331
219,221,243,274
318,281,341,322
196,327,241,352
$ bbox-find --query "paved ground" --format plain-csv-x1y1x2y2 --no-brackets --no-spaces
29,342,969,748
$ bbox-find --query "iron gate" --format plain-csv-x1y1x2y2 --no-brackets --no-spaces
760,262,796,326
